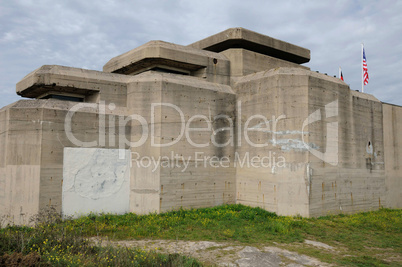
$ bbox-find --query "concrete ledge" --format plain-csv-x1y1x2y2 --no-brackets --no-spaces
350,90,381,102
0,99,117,114
103,41,230,75
16,65,129,98
130,71,235,94
234,67,359,86
188,27,310,64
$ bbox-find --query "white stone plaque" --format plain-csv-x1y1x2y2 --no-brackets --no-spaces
62,148,130,217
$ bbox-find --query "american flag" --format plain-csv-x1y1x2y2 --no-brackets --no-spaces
363,47,369,85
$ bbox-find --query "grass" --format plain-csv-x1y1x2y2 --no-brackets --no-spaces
0,205,401,266
0,208,202,266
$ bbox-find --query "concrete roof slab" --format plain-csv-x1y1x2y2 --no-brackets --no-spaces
188,28,310,64
16,65,129,98
103,41,229,75
129,71,235,94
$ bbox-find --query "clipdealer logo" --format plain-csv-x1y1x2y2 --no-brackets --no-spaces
64,99,339,169
302,100,339,166
64,101,288,149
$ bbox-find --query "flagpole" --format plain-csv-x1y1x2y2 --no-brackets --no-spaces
361,43,364,93
339,66,341,79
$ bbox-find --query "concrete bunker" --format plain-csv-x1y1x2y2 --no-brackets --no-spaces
0,28,400,225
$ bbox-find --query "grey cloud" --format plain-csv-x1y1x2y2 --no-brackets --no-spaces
0,0,401,108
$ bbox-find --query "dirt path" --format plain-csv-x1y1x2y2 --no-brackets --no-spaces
92,238,333,266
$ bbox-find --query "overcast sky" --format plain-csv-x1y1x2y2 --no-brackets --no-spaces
1,0,401,108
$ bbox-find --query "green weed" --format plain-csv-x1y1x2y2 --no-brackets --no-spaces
0,205,401,266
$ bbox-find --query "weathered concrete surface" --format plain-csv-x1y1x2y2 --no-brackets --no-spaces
126,71,236,214
0,99,133,224
233,67,387,217
382,103,402,208
307,72,386,216
234,68,310,216
0,101,44,225
221,48,309,78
